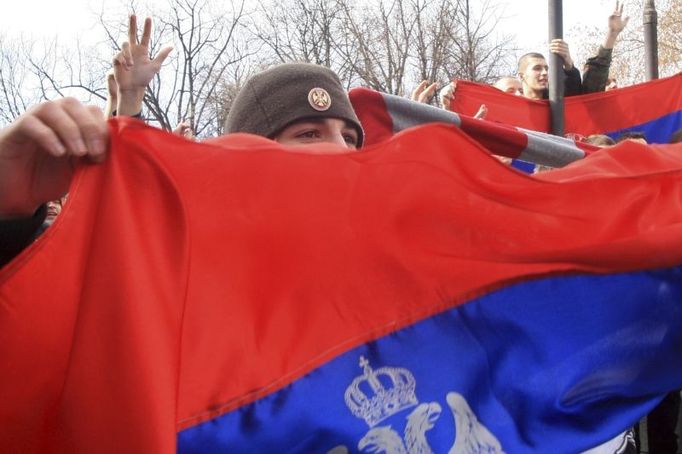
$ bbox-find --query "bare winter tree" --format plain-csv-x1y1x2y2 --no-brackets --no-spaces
251,0,363,89
445,0,515,83
335,0,419,95
334,0,514,96
27,39,110,105
254,0,337,66
413,0,460,84
0,36,37,124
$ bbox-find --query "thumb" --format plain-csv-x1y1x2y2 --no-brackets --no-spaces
152,46,174,67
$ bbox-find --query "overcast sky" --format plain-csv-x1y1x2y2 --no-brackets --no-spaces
1,0,619,66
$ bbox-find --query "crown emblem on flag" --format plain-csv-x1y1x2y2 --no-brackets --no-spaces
344,356,418,427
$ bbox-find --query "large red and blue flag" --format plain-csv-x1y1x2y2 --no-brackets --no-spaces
1,118,682,453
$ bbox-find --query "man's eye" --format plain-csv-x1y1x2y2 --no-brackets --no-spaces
297,130,319,139
343,134,357,146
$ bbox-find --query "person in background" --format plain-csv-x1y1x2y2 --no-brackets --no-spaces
224,62,363,149
582,2,629,94
493,77,523,96
517,38,582,100
584,134,616,147
616,131,647,144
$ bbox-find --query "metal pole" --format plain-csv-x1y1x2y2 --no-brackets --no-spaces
643,0,659,80
548,0,564,136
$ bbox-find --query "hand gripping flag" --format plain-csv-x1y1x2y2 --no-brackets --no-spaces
1,118,682,453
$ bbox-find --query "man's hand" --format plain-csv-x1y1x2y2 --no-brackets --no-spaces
439,81,456,111
549,39,574,71
604,1,629,49
0,98,108,218
473,104,488,120
114,15,172,116
410,80,438,104
172,120,194,140
608,1,629,35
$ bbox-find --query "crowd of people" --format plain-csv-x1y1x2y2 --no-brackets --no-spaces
0,1,680,453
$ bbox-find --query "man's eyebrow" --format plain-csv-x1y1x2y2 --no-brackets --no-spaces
293,118,330,126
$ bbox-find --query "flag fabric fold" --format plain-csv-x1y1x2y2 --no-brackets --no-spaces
1,118,682,453
348,87,597,168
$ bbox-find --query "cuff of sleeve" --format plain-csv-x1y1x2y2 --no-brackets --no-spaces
564,66,580,76
111,110,143,119
597,46,613,59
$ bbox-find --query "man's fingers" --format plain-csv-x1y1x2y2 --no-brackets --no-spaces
62,101,108,160
112,50,127,69
140,17,152,47
128,15,138,45
418,82,437,103
410,80,428,101
121,42,133,67
152,46,173,67
549,41,568,55
14,114,66,157
32,100,88,157
32,98,106,159
439,82,455,102
424,82,438,97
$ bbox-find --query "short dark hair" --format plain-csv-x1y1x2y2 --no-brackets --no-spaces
616,131,647,143
517,53,546,73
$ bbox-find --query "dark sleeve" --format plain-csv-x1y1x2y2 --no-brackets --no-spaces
111,110,144,119
581,46,613,94
0,205,47,268
563,66,583,97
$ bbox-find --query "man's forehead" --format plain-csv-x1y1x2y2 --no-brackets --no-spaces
526,57,548,68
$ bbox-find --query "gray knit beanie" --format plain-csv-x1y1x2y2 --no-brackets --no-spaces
224,63,364,147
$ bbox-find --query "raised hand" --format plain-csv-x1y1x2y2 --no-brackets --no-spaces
411,80,439,104
172,120,194,140
438,82,456,111
113,15,173,116
0,98,107,218
608,1,630,35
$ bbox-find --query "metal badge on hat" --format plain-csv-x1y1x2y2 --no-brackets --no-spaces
308,87,331,111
